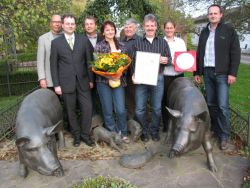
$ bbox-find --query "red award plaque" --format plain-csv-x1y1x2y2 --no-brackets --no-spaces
174,51,196,72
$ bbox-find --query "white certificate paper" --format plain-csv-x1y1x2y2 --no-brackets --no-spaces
134,51,161,86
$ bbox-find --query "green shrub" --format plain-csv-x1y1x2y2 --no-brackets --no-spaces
0,71,38,96
17,52,37,62
72,176,137,188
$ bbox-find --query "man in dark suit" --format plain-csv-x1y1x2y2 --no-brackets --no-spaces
83,16,103,116
50,13,95,147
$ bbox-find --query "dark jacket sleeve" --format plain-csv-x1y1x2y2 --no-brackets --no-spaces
228,27,241,76
84,37,94,82
50,40,59,87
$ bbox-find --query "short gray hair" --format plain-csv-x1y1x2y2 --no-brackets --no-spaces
124,18,138,26
143,14,157,25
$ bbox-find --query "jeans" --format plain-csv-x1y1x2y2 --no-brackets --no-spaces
204,68,230,140
135,74,164,136
96,82,127,136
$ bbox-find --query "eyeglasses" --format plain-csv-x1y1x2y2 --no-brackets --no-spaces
51,21,62,24
63,23,76,26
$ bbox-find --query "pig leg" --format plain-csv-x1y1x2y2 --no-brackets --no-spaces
58,130,65,149
17,151,28,178
202,132,217,172
109,138,122,153
164,119,173,144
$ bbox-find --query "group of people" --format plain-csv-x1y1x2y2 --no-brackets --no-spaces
37,4,240,151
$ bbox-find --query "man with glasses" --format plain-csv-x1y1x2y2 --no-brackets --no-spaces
37,14,62,89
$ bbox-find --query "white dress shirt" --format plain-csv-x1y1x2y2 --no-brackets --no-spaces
163,36,187,76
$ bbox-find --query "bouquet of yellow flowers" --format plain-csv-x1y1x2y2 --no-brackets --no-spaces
91,52,131,88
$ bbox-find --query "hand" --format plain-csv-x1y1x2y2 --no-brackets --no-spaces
89,82,94,89
39,79,47,88
194,75,202,84
160,56,168,64
228,75,236,85
54,86,62,95
132,74,140,84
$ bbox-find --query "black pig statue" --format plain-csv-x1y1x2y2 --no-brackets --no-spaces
166,77,217,172
15,89,65,177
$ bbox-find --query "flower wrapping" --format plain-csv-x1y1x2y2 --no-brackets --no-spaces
91,52,131,79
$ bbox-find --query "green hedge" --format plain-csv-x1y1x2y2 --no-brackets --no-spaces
17,52,37,62
0,71,38,96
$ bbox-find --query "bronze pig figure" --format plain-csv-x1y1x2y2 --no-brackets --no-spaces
166,77,217,172
15,89,65,177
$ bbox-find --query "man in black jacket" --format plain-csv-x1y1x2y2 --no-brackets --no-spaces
51,14,95,147
194,4,241,150
83,16,103,116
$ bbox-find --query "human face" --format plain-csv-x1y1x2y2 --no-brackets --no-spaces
103,24,115,41
84,18,97,35
164,22,175,39
50,15,62,34
207,6,223,26
62,17,76,35
124,23,136,39
144,20,157,38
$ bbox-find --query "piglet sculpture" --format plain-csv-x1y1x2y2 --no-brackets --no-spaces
15,89,65,177
166,77,217,172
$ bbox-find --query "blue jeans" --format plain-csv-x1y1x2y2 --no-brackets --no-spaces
96,82,127,136
204,68,230,140
135,74,164,136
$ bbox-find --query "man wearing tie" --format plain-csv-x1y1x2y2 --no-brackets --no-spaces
50,14,95,147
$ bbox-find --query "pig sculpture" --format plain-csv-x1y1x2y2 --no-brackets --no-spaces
166,77,217,172
15,89,65,178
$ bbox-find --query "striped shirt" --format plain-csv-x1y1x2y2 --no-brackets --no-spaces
204,26,215,67
131,35,171,74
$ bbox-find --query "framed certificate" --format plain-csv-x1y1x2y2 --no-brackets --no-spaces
174,51,196,72
134,51,161,86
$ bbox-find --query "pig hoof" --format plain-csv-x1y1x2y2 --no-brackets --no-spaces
209,163,218,172
168,150,176,158
54,168,64,176
19,164,28,178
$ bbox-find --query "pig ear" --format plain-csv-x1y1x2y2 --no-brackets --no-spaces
166,107,182,118
194,111,208,123
16,137,31,147
45,120,63,136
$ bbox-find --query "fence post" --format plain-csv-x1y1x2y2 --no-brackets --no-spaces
248,113,250,147
6,62,11,96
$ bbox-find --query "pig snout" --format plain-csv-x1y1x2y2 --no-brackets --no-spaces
37,161,62,176
172,130,189,153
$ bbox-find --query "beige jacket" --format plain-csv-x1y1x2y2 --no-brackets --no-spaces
37,31,61,87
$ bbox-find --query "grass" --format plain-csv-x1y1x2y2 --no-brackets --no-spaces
72,176,137,188
0,96,20,112
229,64,250,116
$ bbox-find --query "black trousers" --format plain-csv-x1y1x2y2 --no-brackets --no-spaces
161,74,184,130
63,80,92,138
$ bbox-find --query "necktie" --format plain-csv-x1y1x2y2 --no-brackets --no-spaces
68,37,73,50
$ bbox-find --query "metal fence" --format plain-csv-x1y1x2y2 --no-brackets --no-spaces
0,60,38,109
0,97,250,146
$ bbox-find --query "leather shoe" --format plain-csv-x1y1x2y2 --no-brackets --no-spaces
81,136,95,147
73,137,80,147
220,139,228,150
151,134,160,142
140,134,149,142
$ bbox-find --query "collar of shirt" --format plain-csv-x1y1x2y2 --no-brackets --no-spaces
87,33,97,39
64,33,75,41
163,36,178,42
124,34,137,41
143,34,158,40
